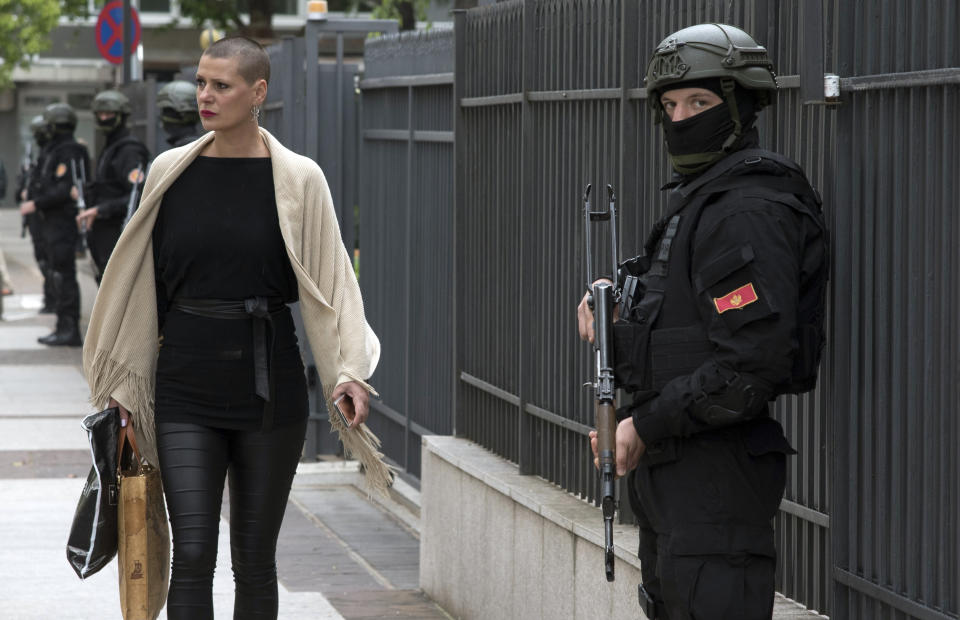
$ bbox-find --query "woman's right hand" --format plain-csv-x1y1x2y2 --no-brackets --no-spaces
109,398,131,426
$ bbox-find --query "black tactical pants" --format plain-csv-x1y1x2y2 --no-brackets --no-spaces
41,212,80,323
86,217,123,284
631,418,791,620
27,214,55,307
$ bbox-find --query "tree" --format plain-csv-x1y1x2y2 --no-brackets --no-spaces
174,0,438,44
0,0,88,89
341,0,431,32
177,0,275,40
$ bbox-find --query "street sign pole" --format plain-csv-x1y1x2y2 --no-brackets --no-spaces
122,0,131,83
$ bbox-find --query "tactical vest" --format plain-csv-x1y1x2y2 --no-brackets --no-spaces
614,148,828,397
40,140,84,180
92,135,150,203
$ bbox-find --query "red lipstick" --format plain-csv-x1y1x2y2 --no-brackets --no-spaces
200,110,217,118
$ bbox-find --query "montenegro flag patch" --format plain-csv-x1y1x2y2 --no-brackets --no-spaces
713,282,759,314
55,163,67,178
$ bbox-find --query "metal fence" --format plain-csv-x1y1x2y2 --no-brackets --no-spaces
258,20,397,458
119,79,162,158
359,1,959,618
358,29,456,479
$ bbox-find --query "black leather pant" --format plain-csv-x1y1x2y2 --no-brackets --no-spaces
156,418,307,620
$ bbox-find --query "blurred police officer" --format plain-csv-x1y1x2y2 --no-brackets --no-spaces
18,115,57,313
579,24,828,619
19,103,90,346
157,80,203,150
76,90,150,284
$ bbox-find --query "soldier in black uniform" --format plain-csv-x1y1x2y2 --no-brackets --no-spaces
19,103,90,346
19,115,57,313
157,80,203,150
76,90,150,284
578,24,828,619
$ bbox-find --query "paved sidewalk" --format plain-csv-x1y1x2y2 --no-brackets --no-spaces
0,207,448,619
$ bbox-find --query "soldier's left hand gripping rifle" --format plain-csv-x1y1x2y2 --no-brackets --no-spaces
71,158,89,252
583,183,619,582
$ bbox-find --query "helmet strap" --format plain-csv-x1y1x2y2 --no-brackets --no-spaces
720,78,742,151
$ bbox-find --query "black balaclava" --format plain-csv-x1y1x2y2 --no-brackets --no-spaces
660,78,758,175
34,131,50,149
95,113,125,133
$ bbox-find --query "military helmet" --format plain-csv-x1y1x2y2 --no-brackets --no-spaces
43,103,78,132
644,23,777,109
157,80,199,114
30,115,49,135
92,89,132,115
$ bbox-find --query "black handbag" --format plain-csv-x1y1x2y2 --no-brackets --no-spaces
66,407,120,579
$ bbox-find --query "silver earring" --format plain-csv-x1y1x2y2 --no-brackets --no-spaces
251,105,261,123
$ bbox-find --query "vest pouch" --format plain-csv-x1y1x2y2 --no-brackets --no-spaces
613,318,650,393
784,323,824,394
649,325,714,391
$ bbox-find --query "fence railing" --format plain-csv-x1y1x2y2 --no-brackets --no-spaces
359,1,959,619
359,30,455,479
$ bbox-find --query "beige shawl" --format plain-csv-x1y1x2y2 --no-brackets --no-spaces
82,128,392,496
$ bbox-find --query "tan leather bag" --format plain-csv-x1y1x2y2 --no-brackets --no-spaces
117,419,170,620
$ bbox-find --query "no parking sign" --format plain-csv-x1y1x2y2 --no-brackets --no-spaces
95,1,141,65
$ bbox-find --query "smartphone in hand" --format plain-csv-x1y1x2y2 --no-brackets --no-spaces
333,395,352,427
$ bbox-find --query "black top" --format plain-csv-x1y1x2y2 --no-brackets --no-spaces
153,156,308,430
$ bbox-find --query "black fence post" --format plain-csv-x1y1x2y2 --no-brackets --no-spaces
281,37,295,147
800,0,825,105
404,81,415,473
616,0,639,526
452,9,467,437
830,4,855,615
518,0,536,476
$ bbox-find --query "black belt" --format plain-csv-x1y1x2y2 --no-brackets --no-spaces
170,297,286,431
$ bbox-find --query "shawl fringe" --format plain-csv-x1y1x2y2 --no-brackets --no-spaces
89,349,158,466
325,396,394,499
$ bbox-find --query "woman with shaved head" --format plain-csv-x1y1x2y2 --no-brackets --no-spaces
82,36,390,619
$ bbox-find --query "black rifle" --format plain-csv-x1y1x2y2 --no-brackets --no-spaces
123,163,146,228
583,183,619,582
20,143,33,238
71,159,89,253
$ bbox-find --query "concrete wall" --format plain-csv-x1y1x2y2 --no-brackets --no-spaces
420,436,645,620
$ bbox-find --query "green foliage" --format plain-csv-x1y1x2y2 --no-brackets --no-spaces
175,0,277,39
349,0,430,31
177,0,246,32
0,0,90,89
0,0,61,89
172,0,440,40
370,0,429,24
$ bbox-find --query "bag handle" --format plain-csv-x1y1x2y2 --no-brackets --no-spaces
116,411,144,475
